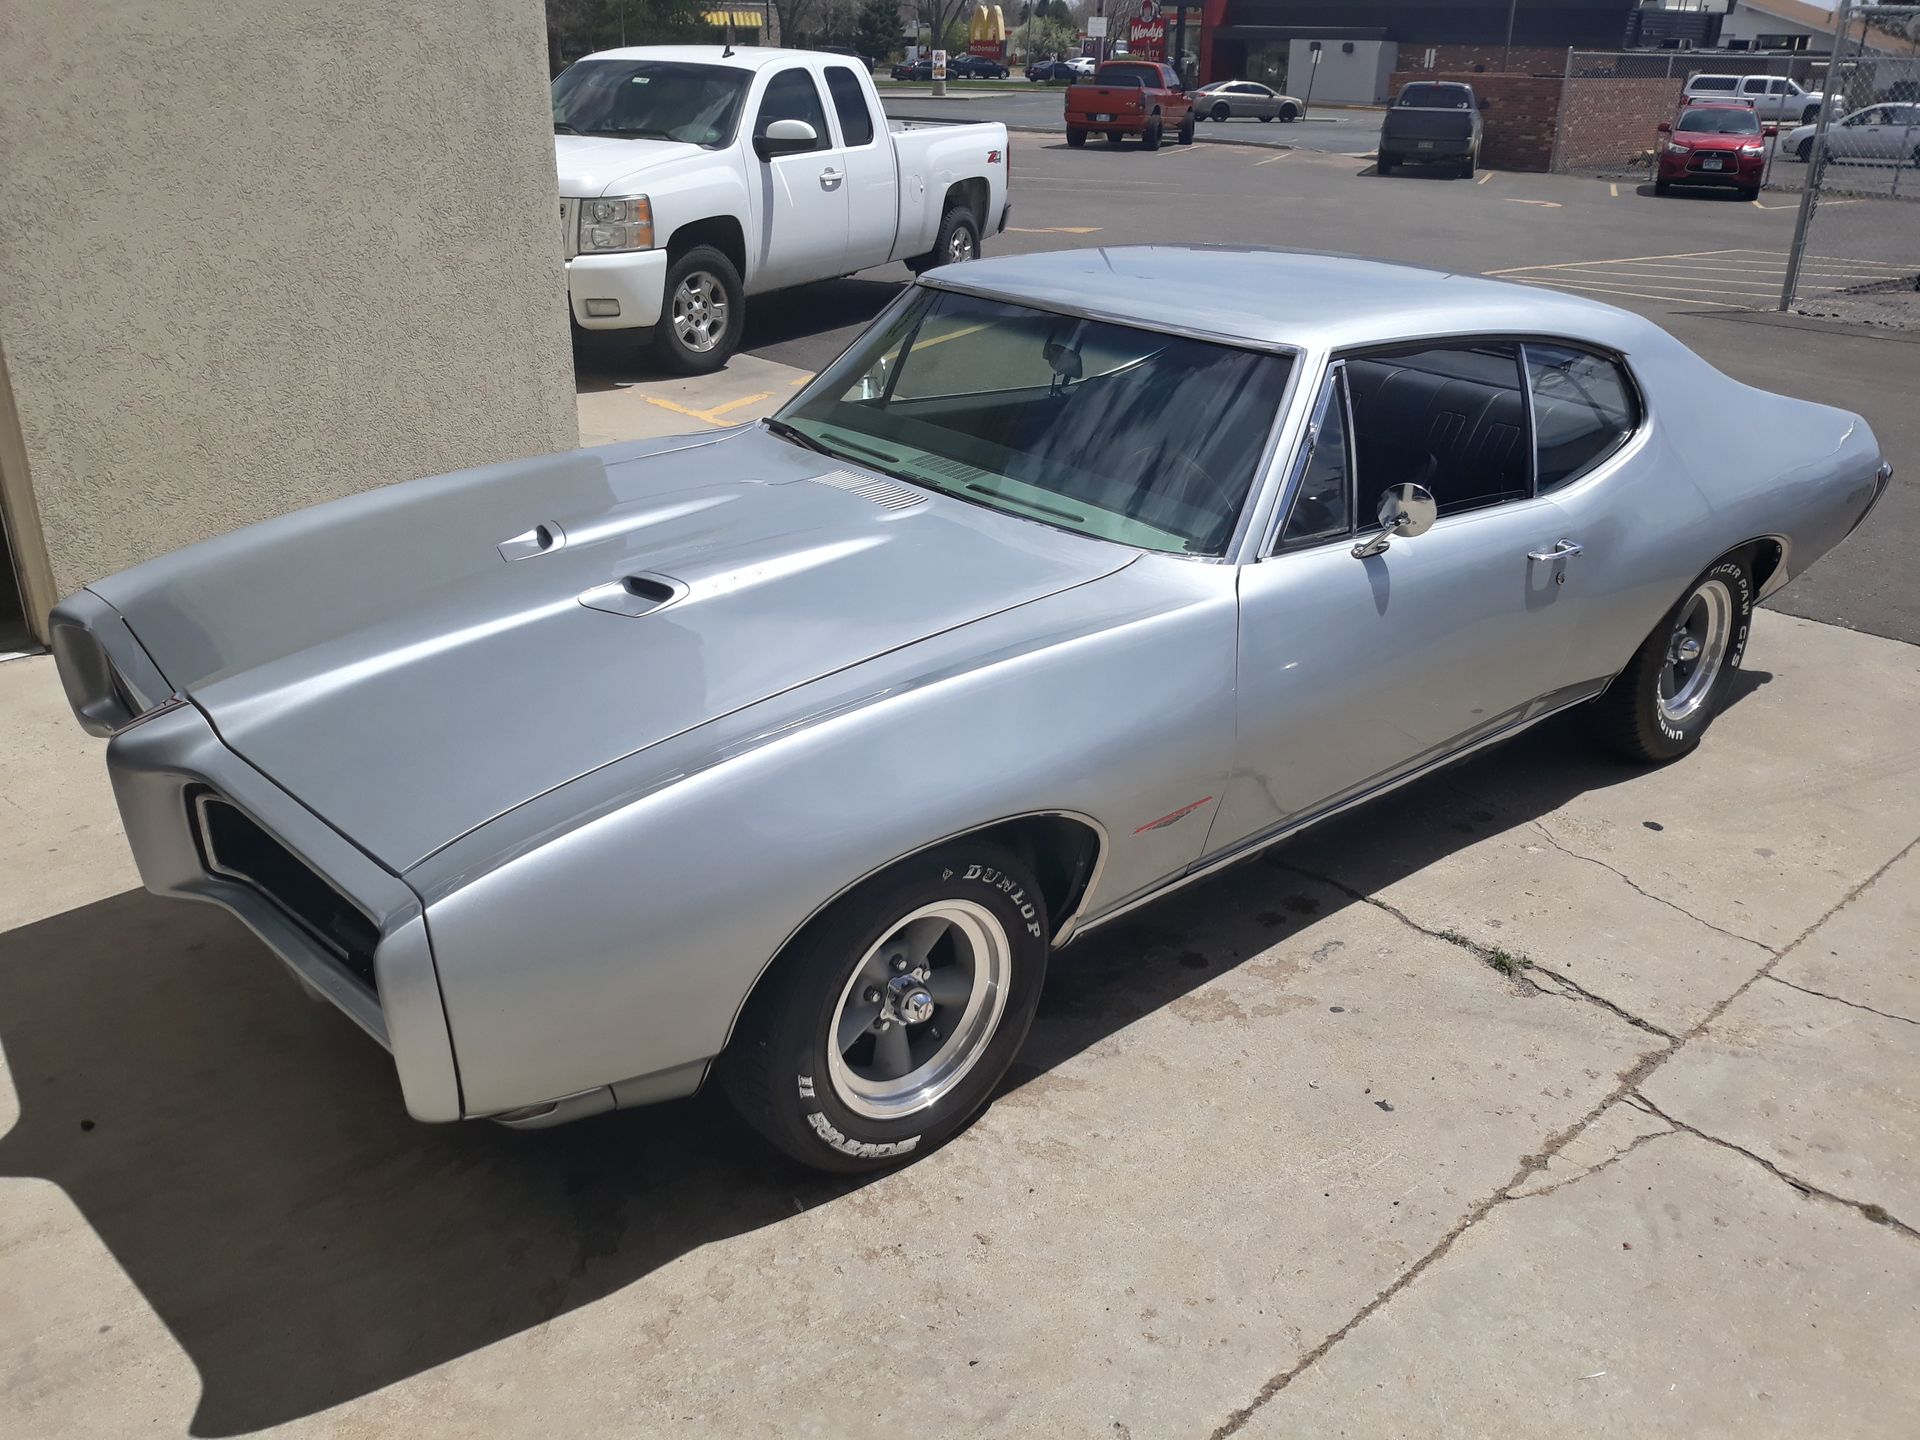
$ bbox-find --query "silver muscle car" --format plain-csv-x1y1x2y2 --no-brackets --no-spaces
51,248,1891,1172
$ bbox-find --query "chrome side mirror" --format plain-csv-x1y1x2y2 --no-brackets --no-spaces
1352,483,1437,558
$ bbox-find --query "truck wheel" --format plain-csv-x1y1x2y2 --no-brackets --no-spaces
906,204,981,274
1377,154,1395,174
1067,126,1087,147
1141,116,1163,151
649,245,743,375
1802,103,1819,125
1460,153,1476,179
721,841,1050,1173
1177,112,1195,145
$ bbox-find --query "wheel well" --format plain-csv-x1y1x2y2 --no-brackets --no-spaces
942,177,989,231
1737,536,1786,592
666,215,746,279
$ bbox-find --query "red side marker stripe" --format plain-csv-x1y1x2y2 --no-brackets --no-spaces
1134,796,1215,834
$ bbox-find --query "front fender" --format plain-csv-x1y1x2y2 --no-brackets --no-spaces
412,556,1236,1115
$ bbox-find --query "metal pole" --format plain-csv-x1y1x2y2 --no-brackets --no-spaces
1547,46,1573,174
1503,0,1518,71
1780,0,1853,310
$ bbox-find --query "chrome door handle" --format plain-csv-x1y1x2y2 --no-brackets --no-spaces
1528,539,1584,562
820,168,845,188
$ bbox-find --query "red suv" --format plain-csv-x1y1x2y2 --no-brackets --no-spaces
1655,103,1776,200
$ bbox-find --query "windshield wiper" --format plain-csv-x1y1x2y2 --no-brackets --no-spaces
764,417,831,454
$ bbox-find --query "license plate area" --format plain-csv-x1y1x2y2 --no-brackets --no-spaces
1702,156,1724,170
1417,140,1434,148
1094,113,1112,121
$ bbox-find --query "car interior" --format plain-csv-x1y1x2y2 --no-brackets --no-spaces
1343,345,1530,515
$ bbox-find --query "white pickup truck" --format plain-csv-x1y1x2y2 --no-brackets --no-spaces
553,45,1012,372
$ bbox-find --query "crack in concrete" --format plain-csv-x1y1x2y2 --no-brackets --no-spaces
1632,1092,1920,1241
1764,973,1920,1027
1210,831,1920,1439
1529,820,1773,953
1503,1125,1676,1201
1522,963,1679,1040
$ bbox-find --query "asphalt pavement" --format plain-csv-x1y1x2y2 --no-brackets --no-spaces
882,86,1386,154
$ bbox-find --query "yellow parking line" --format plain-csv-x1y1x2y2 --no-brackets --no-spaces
1609,182,1619,198
791,375,812,387
703,392,775,419
1476,171,1494,185
644,391,775,426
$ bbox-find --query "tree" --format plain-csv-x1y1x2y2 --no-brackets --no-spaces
856,0,900,60
544,0,713,74
919,0,975,54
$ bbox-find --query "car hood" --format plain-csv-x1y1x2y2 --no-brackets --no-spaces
92,428,1133,871
555,133,707,195
1672,131,1761,149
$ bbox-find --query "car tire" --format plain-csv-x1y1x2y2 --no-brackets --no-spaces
1067,126,1087,147
721,841,1050,1173
1279,104,1298,122
1212,102,1230,122
905,204,982,274
1259,114,1274,123
1588,556,1754,764
1377,154,1395,174
1460,154,1476,179
1654,177,1672,195
1142,116,1164,151
1178,112,1196,145
1802,104,1819,125
649,245,744,375
1740,184,1761,201
1795,137,1813,162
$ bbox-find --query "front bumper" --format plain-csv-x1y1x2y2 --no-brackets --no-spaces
1660,153,1764,186
49,591,463,1122
566,247,669,331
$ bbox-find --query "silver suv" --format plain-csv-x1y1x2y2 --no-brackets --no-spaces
1684,73,1825,124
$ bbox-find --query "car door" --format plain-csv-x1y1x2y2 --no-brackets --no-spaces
1739,75,1773,117
1830,106,1883,160
746,64,851,293
822,64,897,271
1241,83,1277,118
1212,344,1587,855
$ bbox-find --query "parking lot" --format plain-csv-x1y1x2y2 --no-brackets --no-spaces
7,127,1920,1440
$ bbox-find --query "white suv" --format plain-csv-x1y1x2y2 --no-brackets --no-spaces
1684,73,1825,124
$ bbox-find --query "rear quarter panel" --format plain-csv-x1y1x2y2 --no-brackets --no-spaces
413,555,1238,1116
889,121,1009,258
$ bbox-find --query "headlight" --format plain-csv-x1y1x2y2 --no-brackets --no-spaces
578,195,653,252
1739,143,1764,155
1666,140,1690,154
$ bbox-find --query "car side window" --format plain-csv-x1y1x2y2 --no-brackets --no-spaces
1768,79,1789,95
756,67,831,152
823,65,875,146
1343,342,1529,517
1741,77,1768,94
1277,367,1354,548
1525,344,1639,493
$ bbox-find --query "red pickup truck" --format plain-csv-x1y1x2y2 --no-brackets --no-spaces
1065,62,1196,150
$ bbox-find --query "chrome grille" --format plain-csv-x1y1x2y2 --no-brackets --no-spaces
560,197,579,260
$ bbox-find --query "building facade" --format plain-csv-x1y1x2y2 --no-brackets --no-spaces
0,0,578,649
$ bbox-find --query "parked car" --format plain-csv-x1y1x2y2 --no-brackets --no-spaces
551,46,1009,371
1683,72,1824,125
1190,79,1302,123
1783,102,1920,165
1026,58,1074,82
891,58,933,81
1378,80,1485,177
1656,103,1775,199
947,54,1010,80
50,247,1889,1173
1065,60,1195,149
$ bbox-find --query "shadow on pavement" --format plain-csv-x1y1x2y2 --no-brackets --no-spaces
0,682,1766,1433
571,276,905,386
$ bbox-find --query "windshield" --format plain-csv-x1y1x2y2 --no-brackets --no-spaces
552,60,750,146
1678,108,1761,134
773,289,1293,556
1399,84,1471,109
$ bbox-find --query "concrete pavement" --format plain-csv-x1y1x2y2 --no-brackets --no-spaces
2,533,1915,1437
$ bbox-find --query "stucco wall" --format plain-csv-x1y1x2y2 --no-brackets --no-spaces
0,1,577,617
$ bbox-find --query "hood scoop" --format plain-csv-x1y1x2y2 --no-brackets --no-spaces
804,469,926,512
499,521,569,562
579,573,687,618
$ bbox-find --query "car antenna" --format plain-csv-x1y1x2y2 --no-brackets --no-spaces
722,20,734,58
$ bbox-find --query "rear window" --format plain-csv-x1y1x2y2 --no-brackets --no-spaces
1526,346,1639,493
1096,64,1161,88
824,65,874,146
1689,75,1738,91
1399,84,1472,109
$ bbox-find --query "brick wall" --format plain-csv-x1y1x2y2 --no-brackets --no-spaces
1398,44,1567,78
1385,70,1563,171
1555,75,1685,172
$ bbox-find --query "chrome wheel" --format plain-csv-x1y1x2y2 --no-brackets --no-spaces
825,899,1011,1121
671,270,729,353
1658,579,1733,725
946,228,976,264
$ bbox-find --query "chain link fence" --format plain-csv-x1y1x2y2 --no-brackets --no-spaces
1779,4,1920,325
